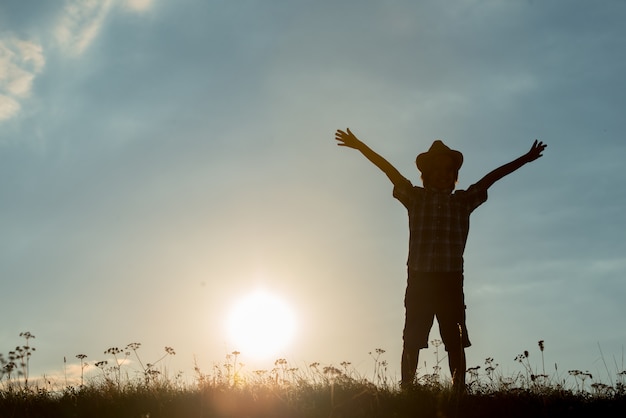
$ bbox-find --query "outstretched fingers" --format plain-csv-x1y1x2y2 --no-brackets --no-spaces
334,128,358,148
528,139,547,161
335,129,347,146
534,139,547,153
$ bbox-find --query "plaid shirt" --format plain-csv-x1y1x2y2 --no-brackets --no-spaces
393,179,488,272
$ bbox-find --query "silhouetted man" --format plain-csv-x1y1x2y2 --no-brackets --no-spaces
334,128,546,391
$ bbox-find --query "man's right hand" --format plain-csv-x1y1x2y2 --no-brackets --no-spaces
335,128,363,150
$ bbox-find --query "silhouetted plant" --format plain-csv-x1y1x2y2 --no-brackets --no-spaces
18,331,36,388
569,369,593,393
0,331,36,390
125,342,176,385
76,353,88,386
2,336,626,418
369,348,389,387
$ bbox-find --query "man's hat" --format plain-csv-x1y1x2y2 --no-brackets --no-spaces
416,140,463,173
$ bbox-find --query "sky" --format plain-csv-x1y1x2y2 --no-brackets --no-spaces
1,0,625,386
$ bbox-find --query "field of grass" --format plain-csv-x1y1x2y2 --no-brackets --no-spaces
2,332,625,417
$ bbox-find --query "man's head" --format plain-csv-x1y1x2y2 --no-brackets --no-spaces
416,140,463,191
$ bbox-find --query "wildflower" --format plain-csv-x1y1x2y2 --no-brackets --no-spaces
126,343,141,351
323,366,342,377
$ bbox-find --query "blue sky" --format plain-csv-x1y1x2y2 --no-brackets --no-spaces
1,0,625,385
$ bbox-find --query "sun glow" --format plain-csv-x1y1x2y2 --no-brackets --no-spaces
226,289,297,360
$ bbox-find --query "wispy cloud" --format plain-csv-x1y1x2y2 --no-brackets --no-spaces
123,0,154,13
0,94,21,121
0,36,45,121
54,0,115,57
0,0,155,124
54,0,155,56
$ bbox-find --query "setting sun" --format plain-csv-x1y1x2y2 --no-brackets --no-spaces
225,289,297,360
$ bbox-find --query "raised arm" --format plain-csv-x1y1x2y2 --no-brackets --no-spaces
476,140,547,190
335,128,407,186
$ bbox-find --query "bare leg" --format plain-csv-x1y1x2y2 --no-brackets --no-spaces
448,347,466,392
401,346,419,388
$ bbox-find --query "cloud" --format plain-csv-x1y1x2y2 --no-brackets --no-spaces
0,36,45,121
123,0,154,12
54,0,156,56
0,94,20,121
54,0,115,56
0,0,155,124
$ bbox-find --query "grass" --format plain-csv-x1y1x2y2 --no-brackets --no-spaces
2,332,625,417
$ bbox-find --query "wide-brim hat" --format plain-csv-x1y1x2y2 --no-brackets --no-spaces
416,140,463,173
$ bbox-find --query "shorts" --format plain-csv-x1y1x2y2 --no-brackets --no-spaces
403,270,471,351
